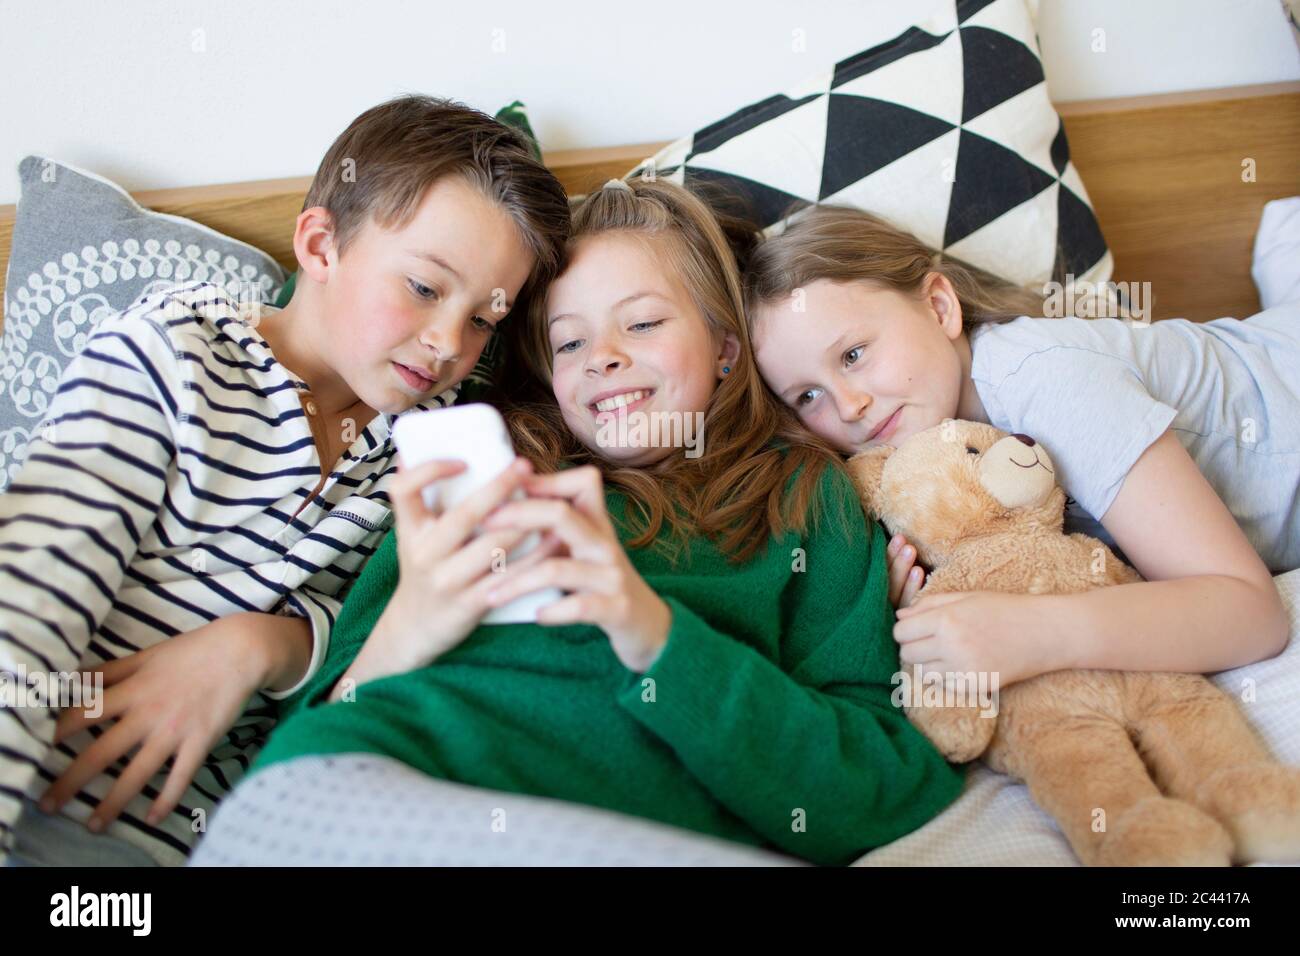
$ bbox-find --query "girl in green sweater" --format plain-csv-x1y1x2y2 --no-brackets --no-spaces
246,178,964,866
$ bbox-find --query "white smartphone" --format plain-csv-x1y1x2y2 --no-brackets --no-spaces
391,403,562,624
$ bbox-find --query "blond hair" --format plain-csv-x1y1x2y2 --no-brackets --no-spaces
743,204,1059,327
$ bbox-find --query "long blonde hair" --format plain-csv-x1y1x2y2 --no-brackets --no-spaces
744,204,1089,327
499,179,843,564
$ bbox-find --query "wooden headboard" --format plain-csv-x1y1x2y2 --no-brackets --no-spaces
1,81,1297,331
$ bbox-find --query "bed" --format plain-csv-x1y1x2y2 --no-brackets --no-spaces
3,81,1299,867
186,568,1300,867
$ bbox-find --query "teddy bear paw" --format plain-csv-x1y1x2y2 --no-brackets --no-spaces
1094,796,1233,867
1195,764,1300,864
906,705,994,763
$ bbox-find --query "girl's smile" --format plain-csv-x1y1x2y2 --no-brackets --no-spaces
869,405,904,443
590,386,657,418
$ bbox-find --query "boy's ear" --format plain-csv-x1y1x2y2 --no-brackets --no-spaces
846,445,893,517
293,206,338,285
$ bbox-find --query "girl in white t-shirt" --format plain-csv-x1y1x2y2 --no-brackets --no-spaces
744,202,1298,689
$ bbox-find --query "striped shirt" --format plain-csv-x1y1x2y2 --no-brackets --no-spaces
0,280,454,864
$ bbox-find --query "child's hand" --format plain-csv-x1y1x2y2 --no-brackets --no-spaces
40,611,303,831
892,591,1061,688
340,455,558,690
887,533,927,609
480,465,672,672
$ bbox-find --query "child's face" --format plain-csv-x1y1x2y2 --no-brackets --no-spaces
317,174,535,414
545,233,732,466
751,276,964,455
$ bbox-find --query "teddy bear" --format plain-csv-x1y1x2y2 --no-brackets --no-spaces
847,419,1300,866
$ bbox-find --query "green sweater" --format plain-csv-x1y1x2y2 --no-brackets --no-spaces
254,464,964,865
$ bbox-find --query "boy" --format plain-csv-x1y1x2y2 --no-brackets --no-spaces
0,94,570,865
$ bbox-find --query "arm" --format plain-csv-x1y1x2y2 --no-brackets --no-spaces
275,457,539,717
613,472,964,866
894,432,1289,685
0,314,177,849
252,612,315,695
270,537,400,719
1054,429,1288,673
263,586,342,700
963,336,1287,676
40,609,315,828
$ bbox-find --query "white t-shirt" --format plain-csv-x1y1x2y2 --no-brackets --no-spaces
968,305,1300,573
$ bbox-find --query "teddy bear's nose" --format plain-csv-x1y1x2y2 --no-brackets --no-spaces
1010,433,1036,447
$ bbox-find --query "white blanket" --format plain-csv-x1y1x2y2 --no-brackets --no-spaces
190,753,802,867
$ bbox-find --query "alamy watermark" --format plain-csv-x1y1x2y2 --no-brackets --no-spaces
1042,274,1153,325
1,665,104,718
891,663,1000,718
595,410,706,458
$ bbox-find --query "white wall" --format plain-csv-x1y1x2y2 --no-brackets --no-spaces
0,0,1296,204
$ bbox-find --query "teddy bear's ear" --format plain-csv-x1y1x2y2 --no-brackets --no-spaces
846,445,893,517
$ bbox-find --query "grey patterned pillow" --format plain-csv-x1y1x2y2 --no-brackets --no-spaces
1,156,286,489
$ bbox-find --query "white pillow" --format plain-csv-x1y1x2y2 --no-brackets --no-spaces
1252,196,1300,310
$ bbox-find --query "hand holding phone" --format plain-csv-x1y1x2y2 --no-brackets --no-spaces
334,456,536,691
391,404,563,624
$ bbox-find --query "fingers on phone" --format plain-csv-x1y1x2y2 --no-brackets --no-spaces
443,528,530,591
392,459,464,520
436,458,530,545
494,530,564,576
398,458,466,479
521,463,599,497
521,465,612,531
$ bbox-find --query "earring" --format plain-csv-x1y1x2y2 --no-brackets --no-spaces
722,366,731,375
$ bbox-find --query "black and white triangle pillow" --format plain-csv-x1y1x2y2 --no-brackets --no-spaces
625,0,1111,289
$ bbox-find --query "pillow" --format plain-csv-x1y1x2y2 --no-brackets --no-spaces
1,156,286,489
622,0,1111,291
1252,196,1300,310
